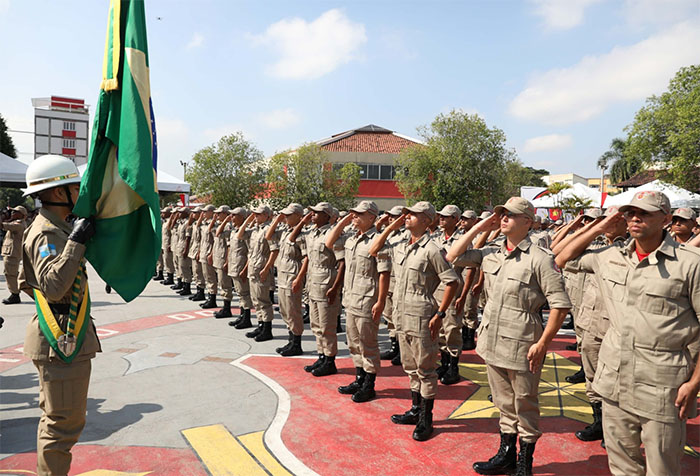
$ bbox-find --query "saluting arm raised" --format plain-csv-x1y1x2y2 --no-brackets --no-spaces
554,212,624,268
445,213,499,263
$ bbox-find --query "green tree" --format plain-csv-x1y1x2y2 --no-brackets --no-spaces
560,194,592,216
625,65,700,189
598,137,643,185
185,132,266,207
0,113,32,210
501,162,549,199
266,143,361,210
0,113,17,158
395,110,518,211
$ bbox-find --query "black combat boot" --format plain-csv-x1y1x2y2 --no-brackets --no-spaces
171,278,183,290
412,398,434,441
576,401,604,441
200,294,217,309
178,282,192,296
473,432,518,475
514,438,536,476
304,354,325,372
214,300,232,318
312,355,337,377
336,314,343,333
246,322,263,338
280,335,303,357
380,337,399,360
229,307,244,327
391,351,402,366
391,391,421,424
2,293,21,305
463,327,476,351
153,270,164,281
161,273,174,285
352,372,376,403
562,313,574,329
440,354,461,385
232,309,253,329
254,321,273,342
565,366,585,384
189,287,205,301
436,350,450,379
302,303,310,324
338,367,365,395
277,332,294,354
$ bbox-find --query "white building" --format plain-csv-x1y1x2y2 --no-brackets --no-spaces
33,96,90,166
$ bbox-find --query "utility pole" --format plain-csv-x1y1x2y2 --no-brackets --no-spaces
179,160,188,179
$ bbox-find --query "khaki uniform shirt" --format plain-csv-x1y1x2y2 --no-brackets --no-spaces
433,229,465,291
228,225,250,277
529,230,551,250
303,224,346,302
161,219,171,252
248,221,277,279
343,226,391,315
567,233,700,423
199,221,214,264
20,208,100,362
2,219,26,258
170,220,179,253
187,221,201,260
175,220,191,256
275,226,305,290
454,237,571,371
389,232,459,337
212,223,231,269
386,228,408,293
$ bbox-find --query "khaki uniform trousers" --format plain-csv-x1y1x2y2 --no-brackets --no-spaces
437,279,464,357
216,267,233,300
278,287,303,336
156,250,163,272
309,297,340,357
192,260,205,288
173,253,180,279
35,359,91,476
603,398,685,476
203,263,218,295
178,255,192,283
487,363,542,443
3,256,20,294
382,292,396,338
163,248,175,274
346,311,380,374
463,290,479,330
399,332,439,398
249,275,274,323
231,275,253,309
580,329,602,403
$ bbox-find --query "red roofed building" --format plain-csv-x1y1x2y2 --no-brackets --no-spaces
315,124,423,210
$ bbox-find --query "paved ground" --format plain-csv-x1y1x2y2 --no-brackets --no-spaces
0,261,699,475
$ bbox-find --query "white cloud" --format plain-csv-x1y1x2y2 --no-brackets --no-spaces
530,0,603,30
186,33,204,50
509,22,700,125
623,0,700,28
522,134,573,153
252,8,367,80
257,108,300,129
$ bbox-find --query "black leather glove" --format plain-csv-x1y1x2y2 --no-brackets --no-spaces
68,216,96,244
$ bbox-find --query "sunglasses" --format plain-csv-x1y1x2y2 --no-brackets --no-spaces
623,209,653,219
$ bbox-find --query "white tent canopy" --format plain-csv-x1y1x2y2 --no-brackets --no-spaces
531,182,604,208
0,152,28,187
604,180,700,209
77,164,190,194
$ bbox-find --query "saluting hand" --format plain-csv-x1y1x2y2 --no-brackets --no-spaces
301,212,313,225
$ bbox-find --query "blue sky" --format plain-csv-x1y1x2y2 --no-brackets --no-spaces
2,0,699,180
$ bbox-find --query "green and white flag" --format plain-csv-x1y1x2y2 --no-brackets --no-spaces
74,0,160,302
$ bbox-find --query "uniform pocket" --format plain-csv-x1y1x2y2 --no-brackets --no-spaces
603,267,628,302
643,278,683,316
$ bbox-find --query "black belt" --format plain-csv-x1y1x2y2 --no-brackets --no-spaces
49,303,72,314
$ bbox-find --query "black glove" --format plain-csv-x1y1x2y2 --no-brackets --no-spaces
68,216,96,244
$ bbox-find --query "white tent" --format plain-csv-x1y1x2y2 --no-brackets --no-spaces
531,182,604,208
77,164,190,194
604,180,700,209
0,152,28,187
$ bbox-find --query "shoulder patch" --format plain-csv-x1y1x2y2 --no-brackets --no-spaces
39,243,57,259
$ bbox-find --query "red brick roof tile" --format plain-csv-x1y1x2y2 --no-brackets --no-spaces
320,132,421,154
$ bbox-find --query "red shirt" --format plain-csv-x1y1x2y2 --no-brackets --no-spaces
635,248,650,262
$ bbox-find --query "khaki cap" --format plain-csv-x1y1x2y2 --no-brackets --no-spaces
583,208,603,219
619,191,671,215
251,204,271,215
604,205,621,217
479,211,491,220
201,204,216,212
162,206,173,213
402,201,436,221
309,202,334,216
231,206,248,216
178,207,190,214
555,219,563,225
461,210,477,219
494,197,535,220
12,205,28,216
672,207,697,221
192,206,202,213
281,203,304,215
350,200,379,216
437,204,461,218
387,205,404,216
331,207,339,219
214,205,231,213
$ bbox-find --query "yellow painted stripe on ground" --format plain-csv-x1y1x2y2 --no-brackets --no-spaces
182,424,268,476
238,431,294,476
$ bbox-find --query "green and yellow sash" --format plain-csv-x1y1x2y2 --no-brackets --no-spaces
35,264,91,363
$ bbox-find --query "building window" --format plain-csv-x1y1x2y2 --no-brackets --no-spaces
63,139,76,149
335,162,396,180
367,164,380,180
380,165,394,180
63,121,76,131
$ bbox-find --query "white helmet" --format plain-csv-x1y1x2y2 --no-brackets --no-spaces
23,154,82,197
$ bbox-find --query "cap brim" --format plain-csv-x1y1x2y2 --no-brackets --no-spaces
619,204,661,213
437,211,457,218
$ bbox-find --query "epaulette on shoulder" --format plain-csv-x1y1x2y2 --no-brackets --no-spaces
678,242,700,259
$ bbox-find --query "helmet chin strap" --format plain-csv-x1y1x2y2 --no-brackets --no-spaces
38,185,76,210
